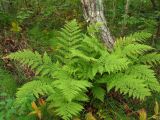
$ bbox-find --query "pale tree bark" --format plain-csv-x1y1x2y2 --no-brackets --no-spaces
81,0,114,49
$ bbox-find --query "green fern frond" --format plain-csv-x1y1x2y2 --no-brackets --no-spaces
7,49,58,77
114,76,151,100
99,74,151,100
52,79,91,102
15,80,54,109
127,65,160,92
47,90,87,120
98,54,129,73
56,19,82,63
54,101,83,120
139,52,160,65
122,44,153,57
114,32,152,50
82,36,107,54
70,49,97,62
127,32,152,43
7,49,42,66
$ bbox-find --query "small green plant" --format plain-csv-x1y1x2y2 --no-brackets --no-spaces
0,92,34,120
7,20,160,119
0,92,15,120
0,68,17,96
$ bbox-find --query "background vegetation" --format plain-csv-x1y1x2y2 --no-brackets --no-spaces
0,0,160,120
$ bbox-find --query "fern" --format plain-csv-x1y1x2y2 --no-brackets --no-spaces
47,90,88,120
127,32,152,43
54,101,83,120
7,50,58,77
8,50,91,119
53,79,91,102
139,52,160,65
15,80,53,110
122,44,153,57
98,73,151,100
7,20,160,119
7,20,91,120
70,35,130,79
56,19,82,64
68,28,160,100
126,65,160,92
114,32,152,51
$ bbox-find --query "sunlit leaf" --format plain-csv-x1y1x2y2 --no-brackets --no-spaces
86,112,96,120
138,109,147,120
10,22,22,32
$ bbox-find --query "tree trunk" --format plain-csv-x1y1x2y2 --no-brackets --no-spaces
81,0,114,49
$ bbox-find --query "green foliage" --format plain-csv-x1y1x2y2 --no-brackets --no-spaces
0,93,16,120
7,21,91,119
8,50,55,77
8,48,91,119
0,68,17,96
1,0,160,119
28,26,56,51
139,53,160,65
56,19,82,63
92,86,106,102
68,23,160,101
7,20,160,119
0,92,35,120
15,80,53,109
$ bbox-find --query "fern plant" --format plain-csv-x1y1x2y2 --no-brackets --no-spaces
8,50,91,120
56,19,83,64
7,20,160,119
7,20,91,120
70,30,160,101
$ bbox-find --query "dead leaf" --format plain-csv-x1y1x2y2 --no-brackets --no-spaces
86,112,96,120
138,109,147,120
